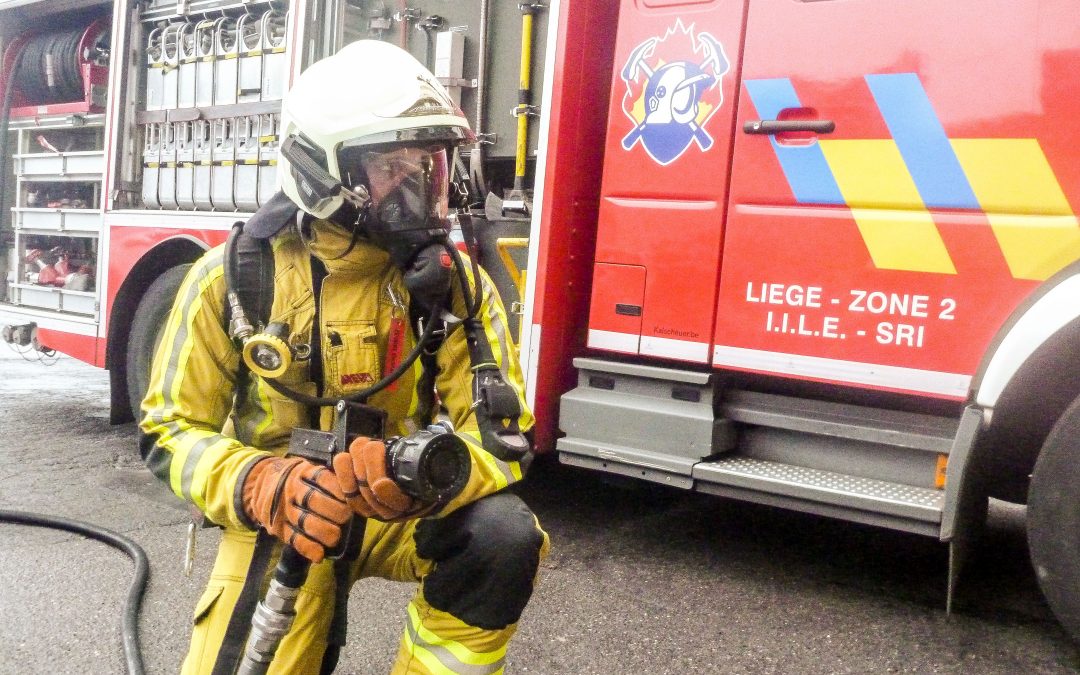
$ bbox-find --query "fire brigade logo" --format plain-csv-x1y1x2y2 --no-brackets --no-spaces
620,20,730,166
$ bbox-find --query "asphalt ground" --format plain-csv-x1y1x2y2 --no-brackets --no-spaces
1,346,1078,674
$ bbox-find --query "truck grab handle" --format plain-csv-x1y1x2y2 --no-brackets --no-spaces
743,119,836,135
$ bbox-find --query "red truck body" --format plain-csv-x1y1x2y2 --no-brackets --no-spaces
5,0,1080,645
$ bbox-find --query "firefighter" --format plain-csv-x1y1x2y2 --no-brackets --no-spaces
139,40,548,674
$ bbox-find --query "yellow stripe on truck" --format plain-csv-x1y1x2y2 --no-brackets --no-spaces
820,139,956,274
952,138,1080,280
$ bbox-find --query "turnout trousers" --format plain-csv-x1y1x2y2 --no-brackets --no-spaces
182,492,549,675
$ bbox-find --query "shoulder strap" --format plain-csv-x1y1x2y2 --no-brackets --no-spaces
223,229,276,334
222,228,275,420
237,233,275,330
222,190,297,332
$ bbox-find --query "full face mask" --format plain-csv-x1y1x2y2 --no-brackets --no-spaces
279,128,466,312
338,142,456,311
338,143,451,266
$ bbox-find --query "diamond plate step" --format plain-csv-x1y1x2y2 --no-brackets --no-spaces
693,455,944,536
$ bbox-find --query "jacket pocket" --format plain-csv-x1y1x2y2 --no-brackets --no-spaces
325,319,380,395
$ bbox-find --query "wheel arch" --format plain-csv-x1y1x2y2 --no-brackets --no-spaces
107,235,209,423
968,261,1080,503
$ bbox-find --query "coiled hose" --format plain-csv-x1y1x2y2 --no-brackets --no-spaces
0,509,149,675
10,29,88,105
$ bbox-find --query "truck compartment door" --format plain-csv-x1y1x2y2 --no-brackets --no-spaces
589,0,748,364
588,263,646,354
713,0,1080,398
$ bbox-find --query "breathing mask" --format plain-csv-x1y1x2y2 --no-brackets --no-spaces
339,141,451,265
280,129,464,311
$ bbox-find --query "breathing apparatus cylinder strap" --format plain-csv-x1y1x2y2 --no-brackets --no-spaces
441,231,530,462
223,191,299,337
415,349,440,426
223,222,275,338
320,518,366,674
236,233,276,332
211,529,277,675
306,256,328,427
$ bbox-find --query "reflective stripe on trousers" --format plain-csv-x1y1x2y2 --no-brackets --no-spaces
393,596,514,675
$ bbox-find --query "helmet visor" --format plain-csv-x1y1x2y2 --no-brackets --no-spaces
338,143,450,231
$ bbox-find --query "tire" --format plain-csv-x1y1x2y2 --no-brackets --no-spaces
125,264,192,426
1028,393,1080,643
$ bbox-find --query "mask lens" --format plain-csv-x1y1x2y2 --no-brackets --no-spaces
428,149,448,219
354,145,448,225
336,142,452,264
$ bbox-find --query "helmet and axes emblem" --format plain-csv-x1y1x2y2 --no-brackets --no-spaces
620,23,730,165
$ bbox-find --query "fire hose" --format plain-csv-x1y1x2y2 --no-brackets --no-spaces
0,509,150,675
9,30,89,105
235,404,472,674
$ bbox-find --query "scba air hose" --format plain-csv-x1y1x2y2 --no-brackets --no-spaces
0,509,149,675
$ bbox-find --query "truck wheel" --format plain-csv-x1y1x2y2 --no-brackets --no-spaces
125,264,192,425
1028,393,1080,643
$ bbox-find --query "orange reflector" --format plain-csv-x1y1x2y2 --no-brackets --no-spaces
935,454,948,489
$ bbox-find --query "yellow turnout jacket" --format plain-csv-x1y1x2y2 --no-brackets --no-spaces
139,221,533,530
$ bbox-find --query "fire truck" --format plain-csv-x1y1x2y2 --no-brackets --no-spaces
4,0,1080,647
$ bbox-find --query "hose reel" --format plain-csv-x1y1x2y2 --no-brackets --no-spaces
0,20,111,115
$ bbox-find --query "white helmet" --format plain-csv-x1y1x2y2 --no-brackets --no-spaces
278,40,474,225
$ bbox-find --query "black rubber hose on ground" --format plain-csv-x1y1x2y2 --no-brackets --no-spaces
0,509,149,675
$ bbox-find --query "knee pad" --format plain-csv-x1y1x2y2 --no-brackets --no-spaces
414,492,547,629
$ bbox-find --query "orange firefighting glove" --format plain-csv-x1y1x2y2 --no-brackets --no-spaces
241,456,352,563
332,436,433,522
